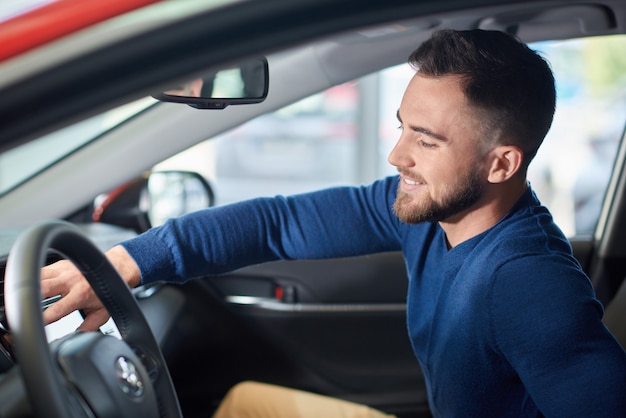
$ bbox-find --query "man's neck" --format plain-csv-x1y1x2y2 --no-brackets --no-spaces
439,179,528,248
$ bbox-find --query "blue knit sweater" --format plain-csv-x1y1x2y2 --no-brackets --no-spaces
121,175,626,417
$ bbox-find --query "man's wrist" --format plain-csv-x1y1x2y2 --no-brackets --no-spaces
106,245,141,288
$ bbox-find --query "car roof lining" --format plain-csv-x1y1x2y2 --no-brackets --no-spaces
478,4,618,40
316,2,622,83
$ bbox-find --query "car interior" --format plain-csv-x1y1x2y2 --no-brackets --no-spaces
0,0,625,417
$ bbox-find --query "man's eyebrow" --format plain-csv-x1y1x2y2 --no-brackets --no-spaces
396,110,448,142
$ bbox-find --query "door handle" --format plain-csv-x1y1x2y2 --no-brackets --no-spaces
224,295,406,313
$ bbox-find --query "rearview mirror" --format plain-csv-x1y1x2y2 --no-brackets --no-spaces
153,57,269,109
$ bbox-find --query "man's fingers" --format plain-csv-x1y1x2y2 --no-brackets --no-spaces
76,309,110,333
40,260,79,299
42,296,76,325
42,295,110,332
39,258,115,333
40,280,66,301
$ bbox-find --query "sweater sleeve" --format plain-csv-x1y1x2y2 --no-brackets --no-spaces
119,176,402,284
489,256,626,416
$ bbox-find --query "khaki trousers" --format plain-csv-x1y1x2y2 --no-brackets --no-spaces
212,381,397,418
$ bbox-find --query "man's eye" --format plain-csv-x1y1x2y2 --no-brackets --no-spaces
419,140,436,148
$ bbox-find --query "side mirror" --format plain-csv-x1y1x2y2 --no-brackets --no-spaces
93,171,215,232
152,57,269,109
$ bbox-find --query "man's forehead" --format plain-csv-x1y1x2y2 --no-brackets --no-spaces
399,73,484,141
406,72,466,94
401,74,470,118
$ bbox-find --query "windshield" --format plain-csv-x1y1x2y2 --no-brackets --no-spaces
0,97,156,196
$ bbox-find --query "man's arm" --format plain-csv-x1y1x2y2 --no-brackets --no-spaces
40,176,402,330
119,177,403,285
491,257,626,416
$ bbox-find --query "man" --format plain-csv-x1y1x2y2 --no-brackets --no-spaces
41,29,626,417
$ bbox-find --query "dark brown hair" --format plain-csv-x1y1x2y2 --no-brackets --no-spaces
409,29,556,172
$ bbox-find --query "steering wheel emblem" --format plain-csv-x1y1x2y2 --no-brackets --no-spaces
115,356,145,398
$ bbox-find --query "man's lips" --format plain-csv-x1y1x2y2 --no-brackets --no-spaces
399,174,426,192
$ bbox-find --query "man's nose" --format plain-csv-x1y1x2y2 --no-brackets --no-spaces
388,135,414,168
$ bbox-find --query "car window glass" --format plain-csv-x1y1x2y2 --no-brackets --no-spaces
159,35,626,238
531,35,626,236
211,83,359,204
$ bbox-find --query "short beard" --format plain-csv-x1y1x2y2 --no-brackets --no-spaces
393,169,485,224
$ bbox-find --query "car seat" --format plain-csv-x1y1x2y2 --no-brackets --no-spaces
602,278,626,349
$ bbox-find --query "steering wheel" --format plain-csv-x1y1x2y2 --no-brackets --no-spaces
3,221,182,418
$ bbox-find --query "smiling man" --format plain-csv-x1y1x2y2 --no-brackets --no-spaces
392,75,495,235
42,29,626,417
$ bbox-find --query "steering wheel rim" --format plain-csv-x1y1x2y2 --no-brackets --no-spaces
4,221,182,418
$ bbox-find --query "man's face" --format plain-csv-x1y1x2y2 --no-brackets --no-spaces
388,73,489,224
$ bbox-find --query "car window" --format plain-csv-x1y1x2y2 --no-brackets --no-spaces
157,35,626,238
213,82,359,204
529,35,626,236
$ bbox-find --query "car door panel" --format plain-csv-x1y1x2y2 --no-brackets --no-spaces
210,252,426,413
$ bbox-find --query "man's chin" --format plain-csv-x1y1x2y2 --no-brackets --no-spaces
394,197,431,224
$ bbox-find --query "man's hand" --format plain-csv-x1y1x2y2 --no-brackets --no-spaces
40,245,141,332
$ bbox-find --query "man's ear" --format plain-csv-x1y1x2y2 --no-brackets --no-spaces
487,145,524,184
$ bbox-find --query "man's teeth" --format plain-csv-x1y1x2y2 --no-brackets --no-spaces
404,178,422,185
